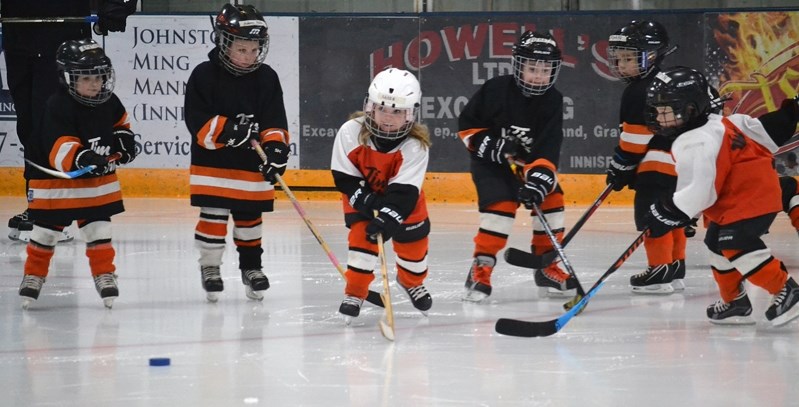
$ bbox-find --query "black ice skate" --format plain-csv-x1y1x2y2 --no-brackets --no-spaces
670,259,686,291
397,276,432,316
339,296,364,325
765,277,799,327
241,269,269,301
463,256,494,302
706,288,754,325
630,263,676,295
8,210,33,242
201,265,224,302
19,274,45,310
93,272,119,309
534,263,577,298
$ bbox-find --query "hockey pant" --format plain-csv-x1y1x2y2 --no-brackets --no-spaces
344,218,430,299
704,214,788,303
25,218,115,278
779,176,799,230
195,207,263,270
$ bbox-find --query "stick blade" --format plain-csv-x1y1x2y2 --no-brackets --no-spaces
495,318,558,338
503,248,556,269
365,290,385,308
379,319,395,341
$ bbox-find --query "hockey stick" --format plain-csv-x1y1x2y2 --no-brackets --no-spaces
376,229,395,341
24,153,122,180
505,184,613,270
0,15,98,23
250,140,384,307
495,229,648,338
776,136,799,155
530,202,586,307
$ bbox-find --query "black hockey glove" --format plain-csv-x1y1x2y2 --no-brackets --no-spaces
220,119,257,148
95,0,138,35
366,207,403,243
645,199,690,238
349,184,378,218
684,218,699,238
113,128,137,165
606,149,637,191
75,149,110,175
473,132,517,165
259,141,289,183
518,167,556,209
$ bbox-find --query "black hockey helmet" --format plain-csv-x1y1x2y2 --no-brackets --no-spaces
56,38,115,106
608,20,672,81
214,3,269,76
511,31,562,97
645,66,712,139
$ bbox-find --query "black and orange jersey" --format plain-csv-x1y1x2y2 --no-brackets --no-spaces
331,117,429,224
26,87,128,225
672,114,782,225
184,48,289,213
457,75,563,170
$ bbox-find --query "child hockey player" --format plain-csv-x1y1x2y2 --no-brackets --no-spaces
184,3,290,302
331,68,432,321
459,31,574,301
643,66,799,326
605,20,688,294
19,38,137,309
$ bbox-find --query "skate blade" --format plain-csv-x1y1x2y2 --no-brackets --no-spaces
671,279,686,291
103,297,116,309
8,230,30,243
245,286,264,301
538,287,575,298
58,231,74,243
206,292,220,303
21,297,34,310
709,316,756,326
462,289,489,303
343,315,353,326
771,306,799,327
631,284,675,295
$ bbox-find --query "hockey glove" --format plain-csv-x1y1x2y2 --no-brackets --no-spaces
349,184,379,218
219,119,257,148
113,128,137,165
75,149,110,175
518,167,556,209
366,207,403,243
684,218,699,238
259,141,289,183
473,132,517,165
95,0,138,35
645,199,690,238
606,148,637,191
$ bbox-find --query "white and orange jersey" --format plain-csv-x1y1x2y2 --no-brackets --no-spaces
672,113,782,225
331,117,429,222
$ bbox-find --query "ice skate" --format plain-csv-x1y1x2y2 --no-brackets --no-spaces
670,259,686,291
397,276,432,316
706,288,754,325
630,263,675,295
534,262,577,298
8,210,33,242
463,256,494,302
19,274,45,310
766,277,799,327
339,296,363,325
93,272,118,309
201,265,223,302
241,269,269,301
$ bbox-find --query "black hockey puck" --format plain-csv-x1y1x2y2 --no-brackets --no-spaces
149,357,171,366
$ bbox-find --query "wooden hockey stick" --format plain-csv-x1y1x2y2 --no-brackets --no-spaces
250,140,384,307
530,202,586,310
495,230,648,338
376,229,395,341
24,152,122,179
0,15,98,23
505,183,613,270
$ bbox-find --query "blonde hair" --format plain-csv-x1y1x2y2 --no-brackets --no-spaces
350,111,431,149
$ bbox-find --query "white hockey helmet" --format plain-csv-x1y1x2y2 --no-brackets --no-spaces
363,68,421,140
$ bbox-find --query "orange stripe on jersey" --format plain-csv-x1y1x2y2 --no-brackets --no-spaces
190,185,275,201
458,128,488,149
638,160,676,176
191,165,265,182
197,115,226,149
113,112,130,129
50,136,82,171
259,128,290,144
618,122,653,155
522,158,556,176
28,190,122,210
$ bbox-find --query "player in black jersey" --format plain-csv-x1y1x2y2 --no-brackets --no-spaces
184,3,290,302
459,31,576,302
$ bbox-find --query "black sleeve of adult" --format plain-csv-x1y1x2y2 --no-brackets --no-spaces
758,97,799,147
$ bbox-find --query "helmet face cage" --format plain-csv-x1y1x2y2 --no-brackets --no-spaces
607,45,658,81
607,21,669,82
512,31,562,96
63,66,115,107
363,68,421,141
645,68,711,139
215,4,269,76
56,39,115,106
